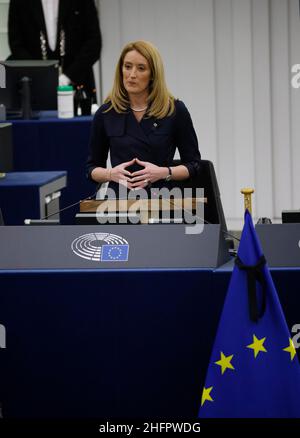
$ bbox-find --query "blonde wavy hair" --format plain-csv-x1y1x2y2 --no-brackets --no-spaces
104,40,175,119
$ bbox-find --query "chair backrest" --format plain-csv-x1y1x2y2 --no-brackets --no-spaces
171,159,227,231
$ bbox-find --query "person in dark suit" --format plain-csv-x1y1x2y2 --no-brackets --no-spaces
86,40,201,195
8,0,101,98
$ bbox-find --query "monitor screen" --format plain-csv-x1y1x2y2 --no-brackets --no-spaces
0,60,59,117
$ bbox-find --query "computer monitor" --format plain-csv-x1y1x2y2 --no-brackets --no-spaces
0,60,59,118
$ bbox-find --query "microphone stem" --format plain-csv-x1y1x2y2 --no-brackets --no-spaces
41,191,98,220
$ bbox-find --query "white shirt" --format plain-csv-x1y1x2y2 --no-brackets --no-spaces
41,0,59,52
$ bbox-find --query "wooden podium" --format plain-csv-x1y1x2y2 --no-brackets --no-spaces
79,197,206,224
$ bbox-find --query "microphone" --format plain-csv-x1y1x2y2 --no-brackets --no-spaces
24,190,98,225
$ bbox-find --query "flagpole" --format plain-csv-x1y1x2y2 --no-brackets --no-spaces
240,188,254,215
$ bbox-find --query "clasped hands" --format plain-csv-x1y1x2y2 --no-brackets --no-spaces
110,158,166,190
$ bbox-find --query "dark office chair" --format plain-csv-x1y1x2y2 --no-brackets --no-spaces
171,159,227,231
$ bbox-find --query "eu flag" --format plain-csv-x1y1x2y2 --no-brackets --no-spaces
101,244,129,262
199,210,300,418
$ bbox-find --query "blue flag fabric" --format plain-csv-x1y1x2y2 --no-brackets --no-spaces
101,244,129,262
199,210,300,418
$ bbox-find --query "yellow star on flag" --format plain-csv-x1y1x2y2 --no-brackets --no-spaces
247,334,267,358
283,338,297,361
201,386,213,406
215,351,235,374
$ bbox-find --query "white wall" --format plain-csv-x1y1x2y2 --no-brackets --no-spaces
99,0,300,226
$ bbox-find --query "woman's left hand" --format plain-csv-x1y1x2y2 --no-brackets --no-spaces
130,158,167,189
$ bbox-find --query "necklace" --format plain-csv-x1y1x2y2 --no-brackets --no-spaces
130,106,148,112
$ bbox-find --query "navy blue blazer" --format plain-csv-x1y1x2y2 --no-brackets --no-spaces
86,99,201,188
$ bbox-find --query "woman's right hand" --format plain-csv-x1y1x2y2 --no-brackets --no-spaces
110,158,135,189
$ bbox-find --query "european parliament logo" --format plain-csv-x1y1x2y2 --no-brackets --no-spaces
71,233,129,262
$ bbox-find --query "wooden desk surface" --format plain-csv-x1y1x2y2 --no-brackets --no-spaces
80,197,206,212
80,197,206,224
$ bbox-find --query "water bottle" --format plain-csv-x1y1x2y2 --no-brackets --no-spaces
57,85,74,118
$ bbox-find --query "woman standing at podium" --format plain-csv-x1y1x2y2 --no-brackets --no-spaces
86,40,201,194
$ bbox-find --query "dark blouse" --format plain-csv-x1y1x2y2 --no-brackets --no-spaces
86,99,201,188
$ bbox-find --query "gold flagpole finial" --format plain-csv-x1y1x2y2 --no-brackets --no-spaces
0,172,6,179
241,188,254,215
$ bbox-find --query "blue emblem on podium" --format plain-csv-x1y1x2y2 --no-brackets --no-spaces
101,244,129,262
